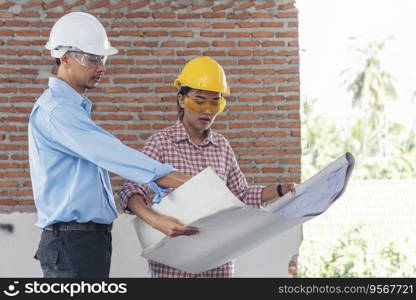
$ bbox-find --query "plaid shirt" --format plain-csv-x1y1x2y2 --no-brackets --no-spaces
119,120,264,278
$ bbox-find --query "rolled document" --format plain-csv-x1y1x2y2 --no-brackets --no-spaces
131,152,355,273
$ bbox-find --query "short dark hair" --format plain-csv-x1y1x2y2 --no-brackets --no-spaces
177,86,192,119
55,58,61,67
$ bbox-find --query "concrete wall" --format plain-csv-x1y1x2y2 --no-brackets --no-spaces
0,212,301,277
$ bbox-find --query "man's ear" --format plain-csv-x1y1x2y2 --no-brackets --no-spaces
60,53,70,68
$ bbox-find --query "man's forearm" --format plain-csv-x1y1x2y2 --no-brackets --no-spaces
127,194,158,227
155,171,190,188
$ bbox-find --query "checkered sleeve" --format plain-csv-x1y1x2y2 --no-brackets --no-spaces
225,143,264,208
119,134,164,213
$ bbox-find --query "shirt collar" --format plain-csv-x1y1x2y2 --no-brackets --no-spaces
172,120,219,146
48,77,92,114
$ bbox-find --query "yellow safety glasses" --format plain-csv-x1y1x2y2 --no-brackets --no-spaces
184,96,226,114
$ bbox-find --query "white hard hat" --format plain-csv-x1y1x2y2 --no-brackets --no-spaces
45,12,117,58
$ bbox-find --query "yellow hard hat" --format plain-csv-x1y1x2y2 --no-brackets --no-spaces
173,56,230,95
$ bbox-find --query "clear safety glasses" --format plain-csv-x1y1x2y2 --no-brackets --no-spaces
184,96,226,114
67,51,108,68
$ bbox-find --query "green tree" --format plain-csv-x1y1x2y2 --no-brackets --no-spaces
298,224,416,277
302,38,416,180
342,38,397,162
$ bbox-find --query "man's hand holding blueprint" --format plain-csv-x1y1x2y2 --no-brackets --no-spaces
132,153,355,273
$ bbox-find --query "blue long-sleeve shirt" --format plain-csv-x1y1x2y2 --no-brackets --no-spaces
28,77,175,228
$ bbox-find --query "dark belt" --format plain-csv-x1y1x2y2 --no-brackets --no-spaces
44,221,113,232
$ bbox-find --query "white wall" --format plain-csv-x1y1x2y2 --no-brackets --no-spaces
0,212,302,278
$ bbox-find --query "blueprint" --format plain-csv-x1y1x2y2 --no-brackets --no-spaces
131,152,355,273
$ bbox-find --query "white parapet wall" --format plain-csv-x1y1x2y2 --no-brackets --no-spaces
0,212,302,278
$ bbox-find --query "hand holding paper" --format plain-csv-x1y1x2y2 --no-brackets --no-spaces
131,152,355,273
152,215,199,238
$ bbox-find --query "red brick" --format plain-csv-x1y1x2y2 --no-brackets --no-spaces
0,1,14,10
176,50,201,56
0,12,14,18
229,123,252,129
213,22,236,29
279,2,296,10
226,32,250,38
0,30,14,36
105,87,127,93
145,31,168,37
278,86,300,92
251,13,273,18
262,167,285,173
0,68,15,74
200,32,225,38
108,0,130,10
262,41,285,47
4,20,30,26
255,158,277,164
3,171,30,178
276,31,298,38
229,50,252,56
178,14,202,20
0,181,19,187
0,199,19,205
86,0,109,9
278,104,299,110
255,2,275,10
192,1,214,10
226,13,251,19
277,50,298,56
238,41,260,47
276,12,297,18
186,22,209,28
101,124,125,130
213,41,235,47
42,0,63,9
212,2,234,12
236,1,255,10
128,124,151,130
202,12,226,18
261,22,284,28
252,31,274,38
152,12,176,19
161,22,184,28
130,68,155,74
15,30,40,36
238,22,261,28
126,12,150,18
128,0,149,10
254,87,276,93
279,122,300,128
203,50,226,56
172,31,194,37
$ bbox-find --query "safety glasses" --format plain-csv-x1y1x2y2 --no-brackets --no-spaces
184,96,226,114
67,51,108,68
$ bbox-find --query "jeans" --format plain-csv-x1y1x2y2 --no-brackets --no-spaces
34,229,112,278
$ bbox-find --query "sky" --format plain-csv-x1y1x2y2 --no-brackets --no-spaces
296,0,416,126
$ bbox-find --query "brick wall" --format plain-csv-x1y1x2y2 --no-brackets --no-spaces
0,0,301,212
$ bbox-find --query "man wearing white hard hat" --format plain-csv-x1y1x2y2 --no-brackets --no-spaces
28,12,197,278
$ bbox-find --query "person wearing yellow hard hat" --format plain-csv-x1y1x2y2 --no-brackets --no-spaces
28,12,193,278
119,56,296,278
